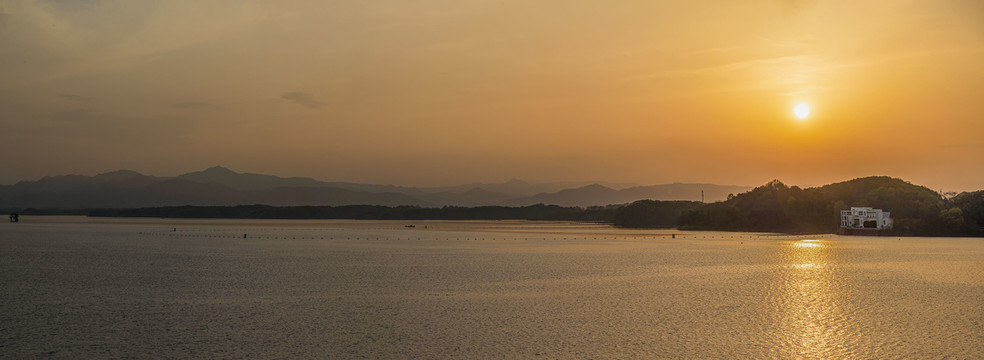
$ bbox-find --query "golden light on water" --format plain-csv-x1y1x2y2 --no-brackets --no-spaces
794,239,823,248
780,238,840,358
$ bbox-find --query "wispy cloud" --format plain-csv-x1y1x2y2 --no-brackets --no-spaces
282,91,327,109
627,55,814,82
939,143,984,149
778,0,818,10
47,108,97,122
59,93,97,104
39,108,194,146
171,101,224,111
41,0,101,11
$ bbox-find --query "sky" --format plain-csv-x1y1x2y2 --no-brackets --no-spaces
1,0,982,191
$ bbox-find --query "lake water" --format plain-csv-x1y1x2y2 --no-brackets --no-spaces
1,216,982,359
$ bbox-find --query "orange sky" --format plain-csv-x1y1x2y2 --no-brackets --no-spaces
1,1,982,191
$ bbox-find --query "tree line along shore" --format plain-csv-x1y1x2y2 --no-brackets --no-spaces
7,177,983,237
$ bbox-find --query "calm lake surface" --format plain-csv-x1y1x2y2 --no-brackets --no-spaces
2,216,982,359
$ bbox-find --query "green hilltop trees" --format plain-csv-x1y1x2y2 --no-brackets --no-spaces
611,200,701,228
669,176,980,236
948,190,984,235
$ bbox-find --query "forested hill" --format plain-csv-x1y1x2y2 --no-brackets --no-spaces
673,176,982,236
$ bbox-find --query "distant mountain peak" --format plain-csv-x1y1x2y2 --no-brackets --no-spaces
95,169,144,177
504,178,529,186
462,187,494,195
201,166,237,174
575,183,615,191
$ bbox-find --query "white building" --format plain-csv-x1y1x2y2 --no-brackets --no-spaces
840,207,893,230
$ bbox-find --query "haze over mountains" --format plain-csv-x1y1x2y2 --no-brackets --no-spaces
0,166,751,209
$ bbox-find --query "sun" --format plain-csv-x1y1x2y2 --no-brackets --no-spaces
794,103,810,120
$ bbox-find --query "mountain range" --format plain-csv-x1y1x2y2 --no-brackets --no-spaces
0,166,751,209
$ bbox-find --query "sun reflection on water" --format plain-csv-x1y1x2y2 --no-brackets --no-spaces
793,239,823,248
778,238,842,358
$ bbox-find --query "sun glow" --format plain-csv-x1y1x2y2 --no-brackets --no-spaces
794,103,810,120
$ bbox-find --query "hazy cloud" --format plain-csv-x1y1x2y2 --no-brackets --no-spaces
171,101,224,111
47,108,97,122
59,94,97,104
38,108,194,145
42,0,101,11
780,0,818,10
939,142,984,149
282,92,327,109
